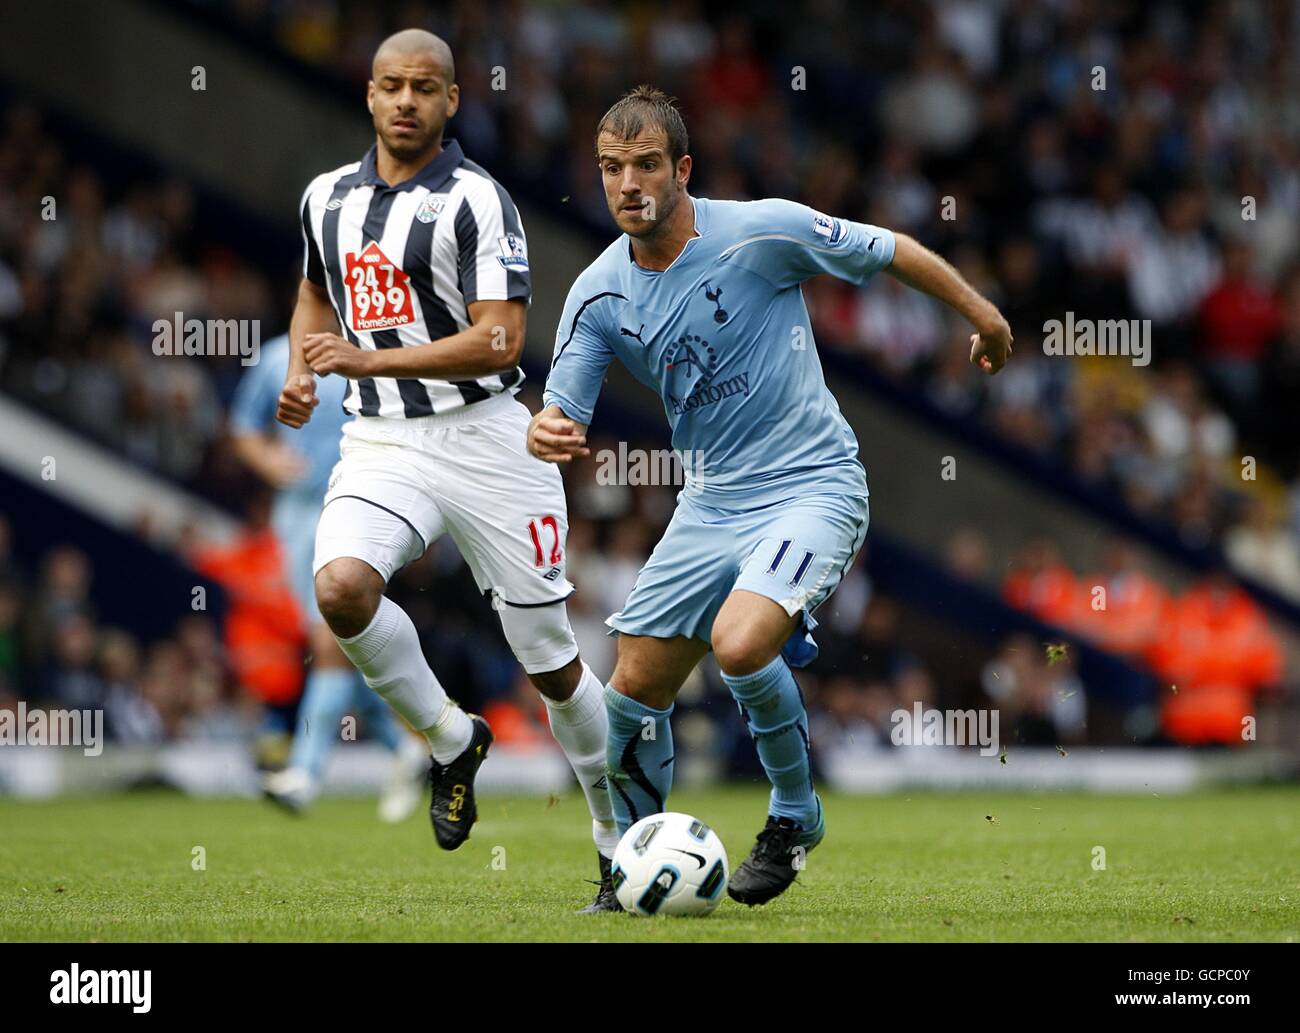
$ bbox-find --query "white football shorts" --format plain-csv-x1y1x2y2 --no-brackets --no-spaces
313,391,576,610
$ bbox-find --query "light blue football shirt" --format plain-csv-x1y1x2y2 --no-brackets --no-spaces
544,196,895,508
228,334,351,502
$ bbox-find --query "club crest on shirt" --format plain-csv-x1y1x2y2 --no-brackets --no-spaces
497,233,529,270
415,195,448,223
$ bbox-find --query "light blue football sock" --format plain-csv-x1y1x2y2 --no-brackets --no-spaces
604,683,674,834
723,655,819,829
287,668,356,780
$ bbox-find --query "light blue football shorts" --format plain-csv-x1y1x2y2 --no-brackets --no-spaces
605,490,870,668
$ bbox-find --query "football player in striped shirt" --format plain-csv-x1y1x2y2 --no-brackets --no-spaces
277,29,618,911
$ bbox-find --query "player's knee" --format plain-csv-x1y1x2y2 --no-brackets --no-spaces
711,623,779,677
526,655,583,701
496,598,579,697
610,656,676,710
314,560,381,636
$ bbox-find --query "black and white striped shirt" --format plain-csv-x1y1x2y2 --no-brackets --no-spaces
300,139,529,418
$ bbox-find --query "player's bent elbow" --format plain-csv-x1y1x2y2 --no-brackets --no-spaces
484,328,526,372
299,275,329,298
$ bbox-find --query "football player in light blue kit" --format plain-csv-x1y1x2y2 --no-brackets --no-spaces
529,87,1013,906
230,334,426,821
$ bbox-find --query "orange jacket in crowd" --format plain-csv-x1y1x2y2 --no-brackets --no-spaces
481,700,551,749
1146,583,1281,746
1077,570,1170,661
1003,567,1281,747
189,528,307,706
1002,563,1084,629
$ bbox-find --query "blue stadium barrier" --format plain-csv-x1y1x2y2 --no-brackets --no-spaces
0,465,227,648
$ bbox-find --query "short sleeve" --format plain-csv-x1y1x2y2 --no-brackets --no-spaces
300,182,326,287
542,280,617,425
727,198,895,289
455,179,531,306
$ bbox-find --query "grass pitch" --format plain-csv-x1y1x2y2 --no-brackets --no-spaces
0,786,1295,941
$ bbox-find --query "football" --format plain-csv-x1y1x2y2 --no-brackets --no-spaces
611,812,729,916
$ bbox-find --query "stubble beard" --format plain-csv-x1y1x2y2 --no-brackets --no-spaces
619,185,678,239
376,117,443,165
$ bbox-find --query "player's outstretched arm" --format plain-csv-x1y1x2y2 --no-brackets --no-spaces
527,404,590,464
277,277,336,427
886,233,1013,375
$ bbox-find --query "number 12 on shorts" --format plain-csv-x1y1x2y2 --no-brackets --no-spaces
527,516,562,568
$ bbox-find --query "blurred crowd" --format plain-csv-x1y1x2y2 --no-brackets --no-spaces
998,535,1280,745
0,104,276,487
0,514,246,744
3,0,1299,758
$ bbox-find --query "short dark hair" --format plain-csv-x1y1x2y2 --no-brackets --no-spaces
595,85,689,165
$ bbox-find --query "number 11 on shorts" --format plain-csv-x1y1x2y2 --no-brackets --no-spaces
527,516,562,568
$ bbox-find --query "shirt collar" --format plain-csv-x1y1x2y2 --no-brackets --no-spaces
360,138,464,192
627,196,704,269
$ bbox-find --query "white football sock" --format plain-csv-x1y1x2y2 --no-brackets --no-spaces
335,595,472,764
592,819,621,859
543,662,616,854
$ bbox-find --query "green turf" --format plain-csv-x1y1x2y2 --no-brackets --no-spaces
0,787,1296,941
